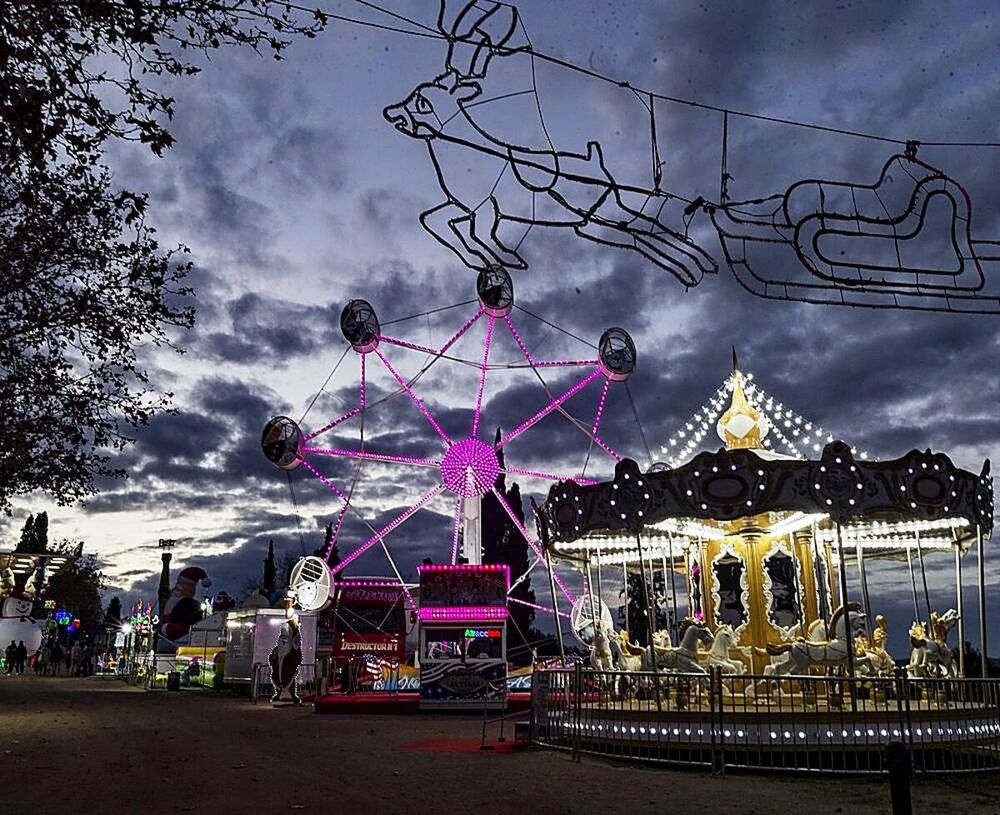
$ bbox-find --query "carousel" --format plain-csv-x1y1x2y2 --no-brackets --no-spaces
533,354,998,772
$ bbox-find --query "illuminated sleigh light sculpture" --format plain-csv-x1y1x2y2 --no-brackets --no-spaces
711,153,1000,312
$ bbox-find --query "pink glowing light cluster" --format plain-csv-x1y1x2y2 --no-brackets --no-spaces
439,437,501,498
508,596,572,620
336,579,412,589
418,562,510,589
290,290,628,609
417,606,509,622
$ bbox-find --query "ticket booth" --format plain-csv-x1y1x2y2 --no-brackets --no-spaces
417,564,508,710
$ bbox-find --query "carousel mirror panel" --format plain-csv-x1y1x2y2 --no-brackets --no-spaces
710,545,749,633
689,553,705,622
762,541,803,639
813,547,833,623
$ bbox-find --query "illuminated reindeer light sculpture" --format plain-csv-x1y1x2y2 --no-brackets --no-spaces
382,0,717,287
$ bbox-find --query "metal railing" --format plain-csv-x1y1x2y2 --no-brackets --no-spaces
250,662,318,703
531,666,1000,774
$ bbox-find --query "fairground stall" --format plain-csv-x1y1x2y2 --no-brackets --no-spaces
418,563,509,710
319,577,417,692
531,355,997,773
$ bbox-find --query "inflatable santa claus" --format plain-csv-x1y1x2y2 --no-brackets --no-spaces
160,566,211,640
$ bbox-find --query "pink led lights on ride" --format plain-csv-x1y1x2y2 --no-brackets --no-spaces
261,267,637,609
417,564,510,621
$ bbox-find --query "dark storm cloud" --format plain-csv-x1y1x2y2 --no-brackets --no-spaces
188,292,342,365
80,375,294,519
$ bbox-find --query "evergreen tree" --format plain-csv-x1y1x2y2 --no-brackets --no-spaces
44,541,105,633
31,511,48,553
317,521,343,579
481,427,536,660
106,597,122,623
15,514,35,553
262,540,276,595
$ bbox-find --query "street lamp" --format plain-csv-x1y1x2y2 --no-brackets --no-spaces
200,597,213,687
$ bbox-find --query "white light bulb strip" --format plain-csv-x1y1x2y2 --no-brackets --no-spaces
657,368,874,467
660,384,730,468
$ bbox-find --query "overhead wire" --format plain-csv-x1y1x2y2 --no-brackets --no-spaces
300,0,1000,150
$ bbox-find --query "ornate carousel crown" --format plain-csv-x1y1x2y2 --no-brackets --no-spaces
716,348,770,451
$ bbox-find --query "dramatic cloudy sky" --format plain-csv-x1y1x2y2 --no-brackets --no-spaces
5,1,999,654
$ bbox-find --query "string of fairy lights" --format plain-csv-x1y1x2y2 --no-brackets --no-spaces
660,369,870,468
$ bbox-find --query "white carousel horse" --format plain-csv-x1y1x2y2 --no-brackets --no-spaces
909,609,960,677
762,603,868,677
704,624,746,674
644,618,714,674
590,624,617,673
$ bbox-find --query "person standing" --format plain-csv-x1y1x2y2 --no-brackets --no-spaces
35,643,49,676
15,640,28,674
4,641,15,674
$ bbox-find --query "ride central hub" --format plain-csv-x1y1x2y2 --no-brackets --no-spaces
439,438,501,498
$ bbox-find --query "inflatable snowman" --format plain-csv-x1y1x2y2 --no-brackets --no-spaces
0,596,44,657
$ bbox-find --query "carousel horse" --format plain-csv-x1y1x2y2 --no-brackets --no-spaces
909,609,960,677
590,624,617,673
856,614,896,677
704,624,746,674
761,603,868,677
644,618,714,674
614,628,646,672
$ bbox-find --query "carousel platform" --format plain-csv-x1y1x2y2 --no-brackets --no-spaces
533,668,1000,773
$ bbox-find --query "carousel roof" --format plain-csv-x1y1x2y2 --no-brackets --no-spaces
660,349,869,467
539,355,994,564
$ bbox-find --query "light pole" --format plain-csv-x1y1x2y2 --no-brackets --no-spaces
200,598,213,688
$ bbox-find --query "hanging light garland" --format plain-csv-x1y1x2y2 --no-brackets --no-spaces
660,369,871,467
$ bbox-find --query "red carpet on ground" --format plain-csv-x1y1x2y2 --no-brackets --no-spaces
313,691,532,715
402,738,516,754
314,692,420,715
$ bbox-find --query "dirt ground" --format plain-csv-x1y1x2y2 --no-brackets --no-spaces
3,676,1000,814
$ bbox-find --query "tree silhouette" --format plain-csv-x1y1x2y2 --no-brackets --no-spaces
44,541,106,633
1,2,325,512
618,572,669,647
316,521,343,579
262,540,277,595
106,597,123,623
15,514,35,553
481,427,535,656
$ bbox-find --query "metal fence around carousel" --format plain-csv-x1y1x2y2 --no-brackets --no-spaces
531,666,1000,774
